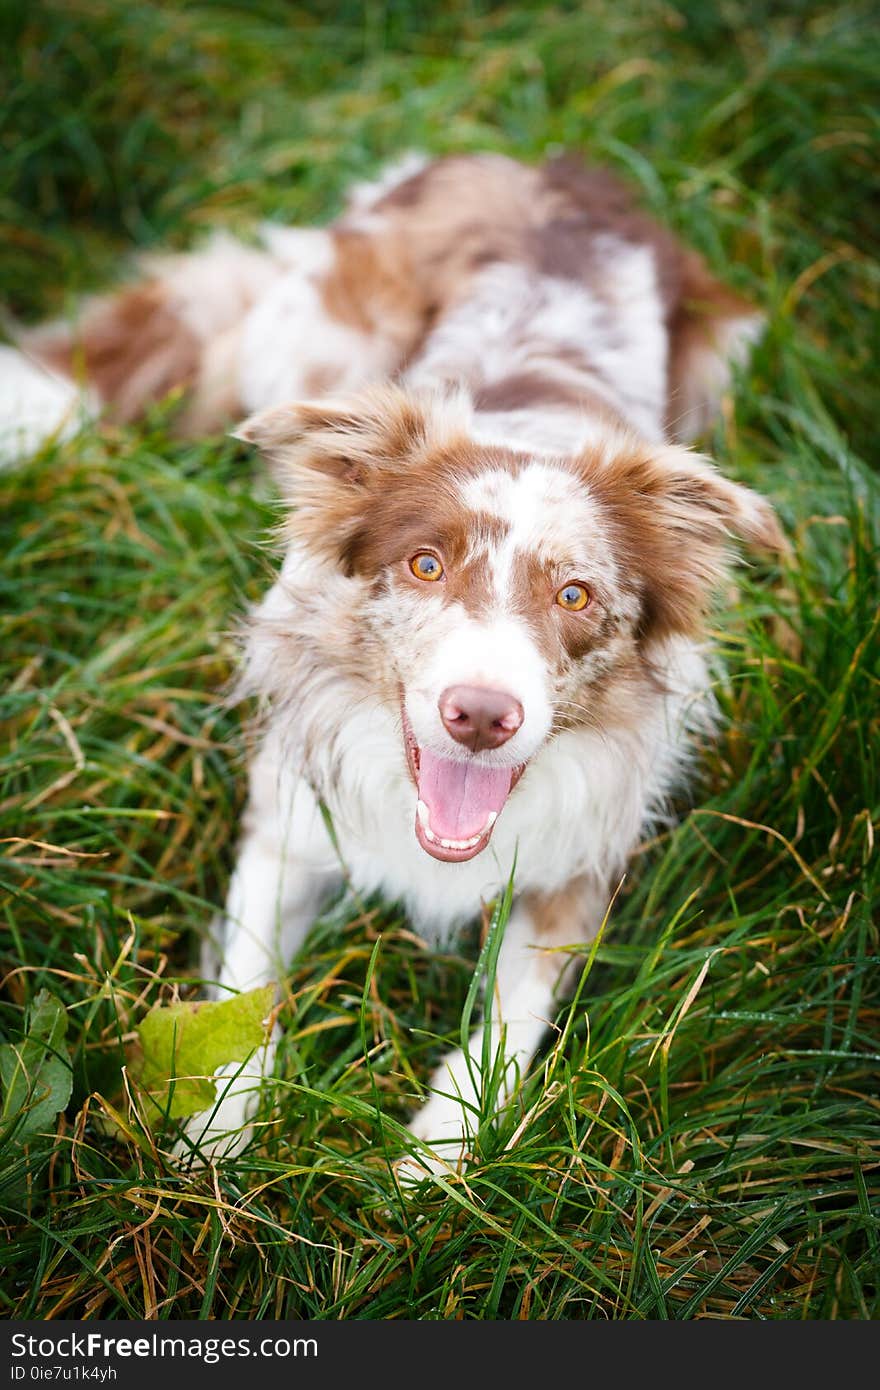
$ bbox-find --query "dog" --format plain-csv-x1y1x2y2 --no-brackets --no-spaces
7,154,783,1174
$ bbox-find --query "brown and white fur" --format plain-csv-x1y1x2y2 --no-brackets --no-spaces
5,153,762,457
4,154,782,1173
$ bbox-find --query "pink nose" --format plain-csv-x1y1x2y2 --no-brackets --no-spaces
438,685,524,753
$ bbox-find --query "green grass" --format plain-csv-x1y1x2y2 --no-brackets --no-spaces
1,0,878,1320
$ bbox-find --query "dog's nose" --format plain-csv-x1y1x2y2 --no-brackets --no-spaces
438,685,524,753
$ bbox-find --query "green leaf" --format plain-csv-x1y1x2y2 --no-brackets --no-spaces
0,989,73,1145
133,986,275,1122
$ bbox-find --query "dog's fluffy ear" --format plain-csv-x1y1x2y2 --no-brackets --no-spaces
642,445,785,552
235,385,472,566
233,397,383,485
588,441,785,643
233,383,471,489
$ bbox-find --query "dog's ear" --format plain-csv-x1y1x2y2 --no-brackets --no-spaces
588,442,785,643
234,385,473,567
233,384,471,490
233,397,384,487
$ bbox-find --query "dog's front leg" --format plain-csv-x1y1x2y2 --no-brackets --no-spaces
405,875,608,1177
184,769,339,1159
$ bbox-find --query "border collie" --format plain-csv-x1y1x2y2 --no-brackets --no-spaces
6,154,782,1174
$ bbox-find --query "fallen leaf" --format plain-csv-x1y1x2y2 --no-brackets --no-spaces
0,989,73,1144
133,986,275,1122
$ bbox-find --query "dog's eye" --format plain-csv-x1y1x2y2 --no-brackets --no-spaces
556,583,591,611
410,552,444,582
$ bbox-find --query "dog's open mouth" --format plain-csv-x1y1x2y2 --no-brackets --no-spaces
402,706,524,862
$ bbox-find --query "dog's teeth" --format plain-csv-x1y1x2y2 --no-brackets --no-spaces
439,833,481,850
416,801,439,843
417,799,501,851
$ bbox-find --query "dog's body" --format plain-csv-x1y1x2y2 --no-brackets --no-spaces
9,154,782,1171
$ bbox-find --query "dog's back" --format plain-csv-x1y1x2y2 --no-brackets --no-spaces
12,153,760,461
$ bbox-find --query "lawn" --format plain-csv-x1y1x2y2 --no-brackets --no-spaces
1,0,878,1319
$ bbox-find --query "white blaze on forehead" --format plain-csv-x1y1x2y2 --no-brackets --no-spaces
460,461,613,598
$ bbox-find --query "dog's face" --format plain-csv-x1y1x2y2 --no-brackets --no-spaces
239,386,781,862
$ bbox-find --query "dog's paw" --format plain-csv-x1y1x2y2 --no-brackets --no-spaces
174,1063,262,1165
399,1083,477,1186
394,1141,463,1190
394,1152,450,1188
408,1091,471,1148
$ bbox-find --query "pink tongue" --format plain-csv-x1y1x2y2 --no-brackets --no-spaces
417,748,513,839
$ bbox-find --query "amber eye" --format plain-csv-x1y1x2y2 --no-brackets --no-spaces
556,582,591,611
410,552,444,582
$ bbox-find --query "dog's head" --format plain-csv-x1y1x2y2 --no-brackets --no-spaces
237,385,782,862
